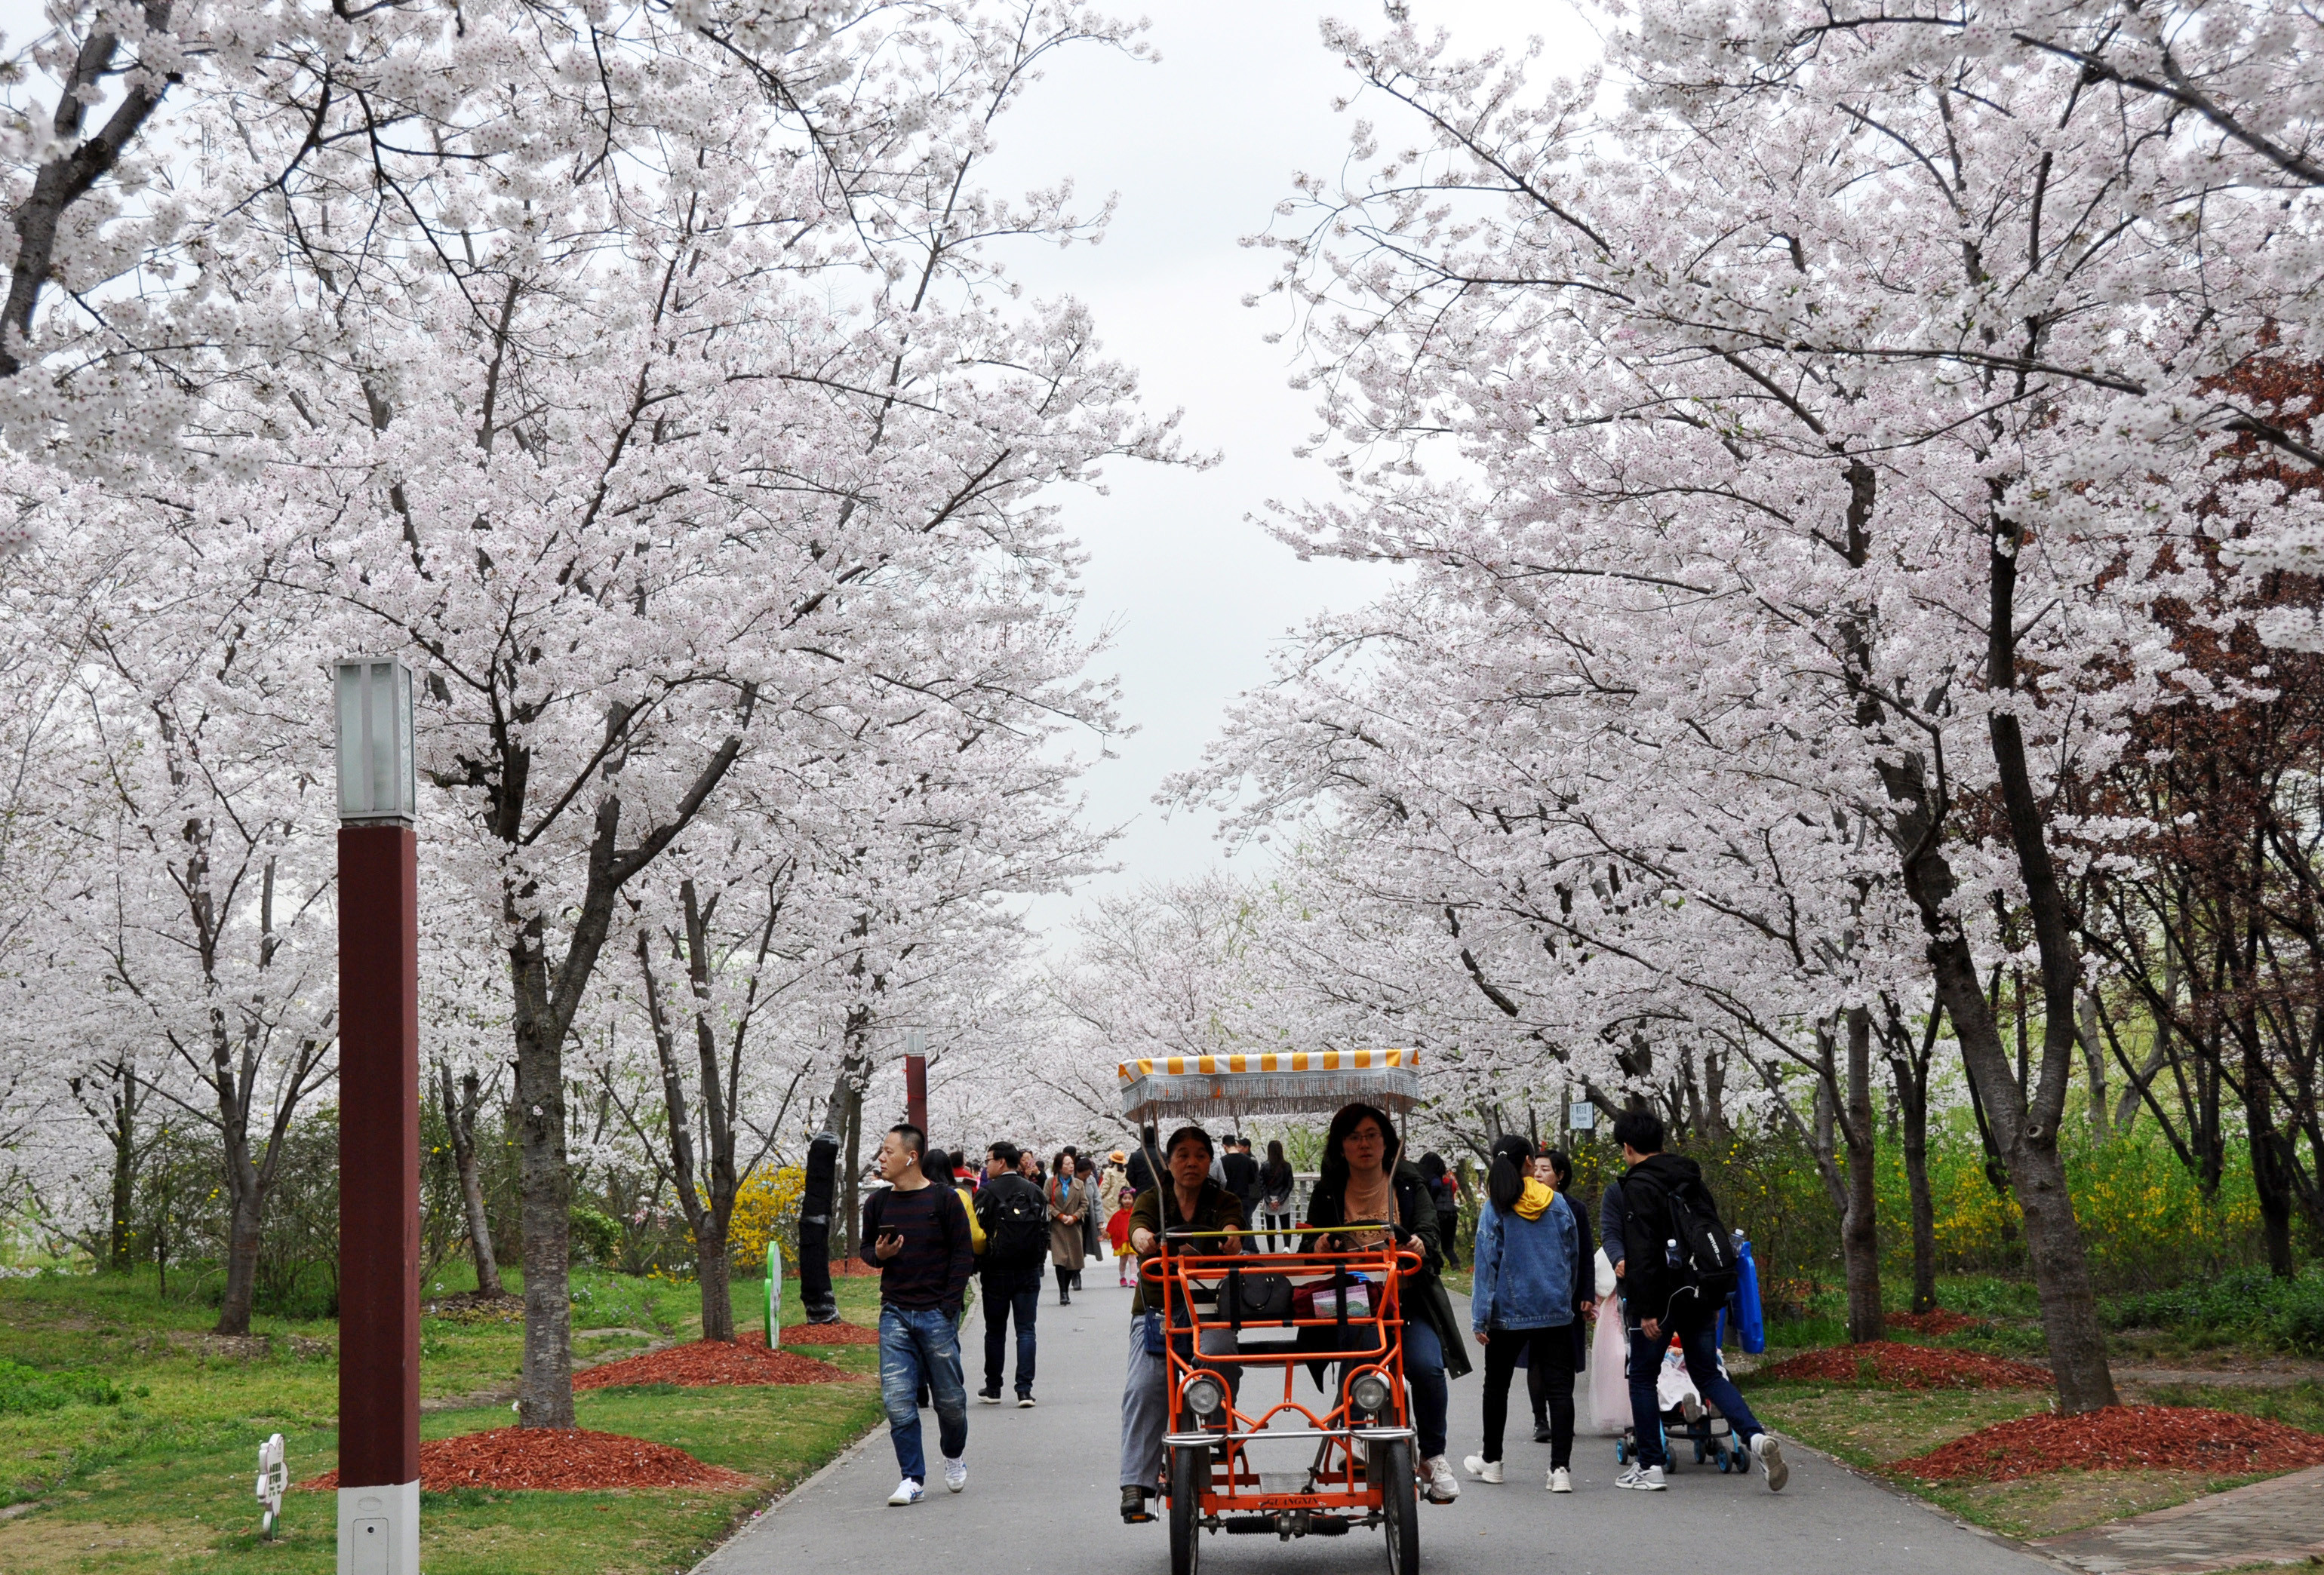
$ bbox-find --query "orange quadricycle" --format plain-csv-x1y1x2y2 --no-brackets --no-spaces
1119,1049,1428,1575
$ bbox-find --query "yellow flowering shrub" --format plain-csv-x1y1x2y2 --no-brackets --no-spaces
718,1165,805,1276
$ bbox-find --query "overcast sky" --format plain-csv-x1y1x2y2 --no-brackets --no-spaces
985,1,1598,944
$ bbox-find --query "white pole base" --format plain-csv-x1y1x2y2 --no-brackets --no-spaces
337,1479,419,1575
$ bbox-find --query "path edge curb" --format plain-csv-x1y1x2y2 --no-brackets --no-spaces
686,1408,887,1573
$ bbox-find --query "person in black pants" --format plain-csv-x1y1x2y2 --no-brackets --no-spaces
973,1142,1050,1406
1530,1149,1596,1441
1461,1134,1583,1492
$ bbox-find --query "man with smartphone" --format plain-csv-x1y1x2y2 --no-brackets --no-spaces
862,1123,976,1506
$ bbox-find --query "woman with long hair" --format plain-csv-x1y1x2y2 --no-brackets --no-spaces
1526,1149,1596,1444
1304,1102,1473,1504
1259,1139,1296,1251
1462,1134,1582,1492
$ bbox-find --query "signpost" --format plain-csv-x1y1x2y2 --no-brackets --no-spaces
335,656,420,1575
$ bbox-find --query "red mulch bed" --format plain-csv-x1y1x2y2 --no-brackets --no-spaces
300,1428,753,1492
778,1322,880,1346
1886,1309,1984,1336
1893,1405,2324,1483
1757,1340,2052,1389
574,1337,850,1389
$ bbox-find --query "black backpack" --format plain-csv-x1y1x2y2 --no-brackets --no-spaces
1632,1168,1739,1322
982,1180,1048,1268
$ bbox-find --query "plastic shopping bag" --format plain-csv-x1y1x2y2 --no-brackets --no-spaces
1587,1310,1629,1435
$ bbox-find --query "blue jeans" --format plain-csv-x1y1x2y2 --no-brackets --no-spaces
980,1267,1040,1397
1627,1322,1761,1468
1331,1315,1449,1461
880,1303,967,1482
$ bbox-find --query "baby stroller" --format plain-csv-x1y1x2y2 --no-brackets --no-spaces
1612,1331,1751,1474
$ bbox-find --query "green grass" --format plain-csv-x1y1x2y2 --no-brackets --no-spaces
0,1264,887,1574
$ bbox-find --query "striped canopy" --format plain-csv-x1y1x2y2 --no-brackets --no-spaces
1116,1049,1421,1122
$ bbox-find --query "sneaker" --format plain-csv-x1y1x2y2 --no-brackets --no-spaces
1016,1393,1037,1408
1422,1455,1460,1503
1615,1463,1666,1491
1752,1431,1789,1492
1461,1455,1504,1484
888,1478,925,1506
943,1457,967,1494
1532,1423,1552,1443
977,1389,1002,1405
1679,1392,1704,1426
1547,1467,1572,1494
1120,1484,1154,1523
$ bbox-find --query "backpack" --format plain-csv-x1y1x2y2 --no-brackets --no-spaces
982,1180,1047,1268
1630,1167,1740,1322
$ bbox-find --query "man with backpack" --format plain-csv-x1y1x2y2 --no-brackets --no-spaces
974,1141,1050,1407
1609,1111,1788,1494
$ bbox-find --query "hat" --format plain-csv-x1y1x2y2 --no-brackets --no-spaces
1108,1150,1127,1164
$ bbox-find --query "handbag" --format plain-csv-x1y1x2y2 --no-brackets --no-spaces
1141,1309,1167,1356
1292,1276,1370,1320
1221,1270,1293,1324
1587,1306,1629,1434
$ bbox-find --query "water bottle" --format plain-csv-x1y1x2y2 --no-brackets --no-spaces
1665,1237,1683,1271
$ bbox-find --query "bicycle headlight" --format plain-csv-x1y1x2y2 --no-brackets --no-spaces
1348,1370,1392,1414
1182,1374,1225,1418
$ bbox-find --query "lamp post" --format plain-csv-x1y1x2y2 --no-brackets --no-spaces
335,656,420,1575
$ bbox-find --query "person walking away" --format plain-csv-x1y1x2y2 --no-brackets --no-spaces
1462,1136,1582,1492
1117,1124,1253,1523
1304,1102,1471,1506
1125,1125,1159,1193
1047,1150,1087,1305
1610,1111,1787,1493
1259,1140,1296,1251
861,1124,974,1506
1529,1149,1594,1443
975,1142,1049,1408
1222,1136,1262,1241
1419,1152,1462,1270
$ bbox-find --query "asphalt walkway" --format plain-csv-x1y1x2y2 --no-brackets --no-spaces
697,1272,2053,1575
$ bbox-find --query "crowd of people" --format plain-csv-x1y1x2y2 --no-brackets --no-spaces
850,1110,1786,1513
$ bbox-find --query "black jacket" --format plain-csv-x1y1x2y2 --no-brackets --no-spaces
1222,1150,1262,1214
1126,1147,1157,1194
973,1171,1052,1273
1619,1151,1716,1331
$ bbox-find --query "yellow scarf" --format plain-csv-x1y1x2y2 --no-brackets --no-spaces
1514,1178,1554,1221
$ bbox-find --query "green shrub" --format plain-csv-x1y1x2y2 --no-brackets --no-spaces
0,1357,121,1414
2106,1266,2324,1352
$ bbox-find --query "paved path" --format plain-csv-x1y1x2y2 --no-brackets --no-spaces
699,1274,2052,1575
2034,1465,2324,1575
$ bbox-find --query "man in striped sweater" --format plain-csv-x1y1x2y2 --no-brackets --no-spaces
864,1123,976,1506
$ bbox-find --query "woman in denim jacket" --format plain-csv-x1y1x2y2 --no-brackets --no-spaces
1463,1134,1582,1492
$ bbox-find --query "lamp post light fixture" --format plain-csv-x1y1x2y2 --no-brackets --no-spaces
335,654,420,1575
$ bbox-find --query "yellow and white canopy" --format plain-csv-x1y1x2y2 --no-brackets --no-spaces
1116,1049,1421,1122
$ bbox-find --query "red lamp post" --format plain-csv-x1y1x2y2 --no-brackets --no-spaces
335,656,420,1575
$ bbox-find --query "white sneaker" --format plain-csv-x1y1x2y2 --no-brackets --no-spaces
1752,1431,1789,1492
1547,1467,1572,1493
887,1478,925,1506
1423,1455,1460,1503
1461,1454,1503,1484
1679,1392,1705,1426
943,1457,967,1494
1615,1463,1666,1491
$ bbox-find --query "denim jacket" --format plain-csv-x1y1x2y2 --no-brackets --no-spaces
1471,1188,1580,1334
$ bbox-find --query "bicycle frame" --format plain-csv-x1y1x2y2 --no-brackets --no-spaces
1149,1231,1423,1527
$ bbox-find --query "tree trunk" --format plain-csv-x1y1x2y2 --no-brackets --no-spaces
699,1239,733,1342
108,1086,137,1273
2077,994,2110,1138
215,1189,263,1336
1840,1007,1884,1346
439,1065,504,1298
840,1085,863,1261
512,939,576,1428
1898,1058,1938,1315
2243,1029,2298,1279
